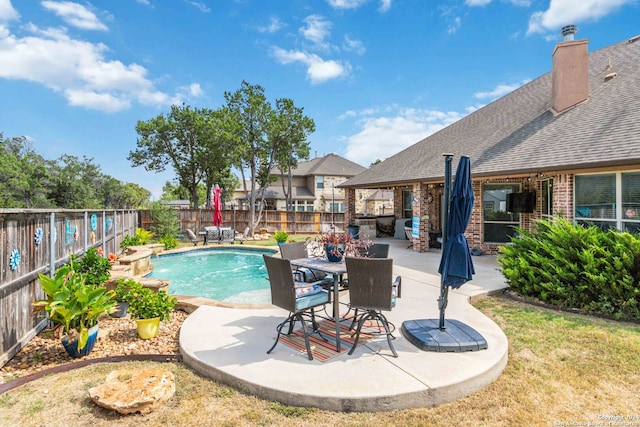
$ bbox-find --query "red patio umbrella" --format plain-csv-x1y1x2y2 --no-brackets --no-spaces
212,184,223,227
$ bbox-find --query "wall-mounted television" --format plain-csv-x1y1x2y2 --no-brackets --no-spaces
506,191,536,213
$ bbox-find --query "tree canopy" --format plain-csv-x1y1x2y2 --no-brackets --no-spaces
129,104,235,209
0,133,149,209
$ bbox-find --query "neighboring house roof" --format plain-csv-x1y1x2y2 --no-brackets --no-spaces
240,186,316,200
274,153,367,177
342,36,640,188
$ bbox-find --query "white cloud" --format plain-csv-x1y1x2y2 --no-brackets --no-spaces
41,1,108,31
270,46,350,84
344,107,465,166
465,0,492,6
448,16,461,34
474,81,528,100
343,34,365,55
187,83,202,97
300,15,332,50
136,0,150,4
378,0,392,12
187,1,211,13
0,0,19,21
257,15,285,33
326,0,368,9
527,0,633,35
326,0,392,12
0,21,182,112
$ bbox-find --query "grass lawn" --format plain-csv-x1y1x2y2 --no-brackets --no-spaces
1,295,638,426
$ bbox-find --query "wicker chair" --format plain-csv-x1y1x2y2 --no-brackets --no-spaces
263,255,331,360
357,243,390,258
279,242,330,284
345,257,401,357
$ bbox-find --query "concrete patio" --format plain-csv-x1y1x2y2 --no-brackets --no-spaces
179,237,509,412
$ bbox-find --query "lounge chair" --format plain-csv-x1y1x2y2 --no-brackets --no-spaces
185,229,203,246
263,255,331,360
345,257,401,357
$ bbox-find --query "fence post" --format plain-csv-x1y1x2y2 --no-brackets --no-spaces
83,211,88,251
49,212,55,277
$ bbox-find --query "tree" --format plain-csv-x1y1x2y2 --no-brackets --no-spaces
221,82,276,236
129,104,234,209
48,155,103,209
0,135,52,208
271,98,314,212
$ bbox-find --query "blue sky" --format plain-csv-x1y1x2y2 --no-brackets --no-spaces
1,0,638,199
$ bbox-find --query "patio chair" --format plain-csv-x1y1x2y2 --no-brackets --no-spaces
279,242,330,284
205,226,220,244
345,257,401,357
220,228,235,244
404,227,414,249
263,255,331,360
357,242,390,258
184,229,202,246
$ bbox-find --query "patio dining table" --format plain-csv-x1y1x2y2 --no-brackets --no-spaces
289,257,347,352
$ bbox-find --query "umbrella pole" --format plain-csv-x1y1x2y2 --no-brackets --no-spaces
439,154,454,330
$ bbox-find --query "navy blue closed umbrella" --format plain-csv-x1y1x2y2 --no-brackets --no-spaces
438,155,475,288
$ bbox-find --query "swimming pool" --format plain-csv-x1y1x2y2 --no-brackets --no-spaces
146,248,277,304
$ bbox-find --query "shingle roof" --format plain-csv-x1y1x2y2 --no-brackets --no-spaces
342,36,640,188
275,153,367,177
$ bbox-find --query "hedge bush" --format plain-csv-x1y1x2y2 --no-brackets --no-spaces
498,218,640,320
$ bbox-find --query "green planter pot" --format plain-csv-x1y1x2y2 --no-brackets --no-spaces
136,317,161,339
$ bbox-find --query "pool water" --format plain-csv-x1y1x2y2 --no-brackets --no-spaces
146,248,276,304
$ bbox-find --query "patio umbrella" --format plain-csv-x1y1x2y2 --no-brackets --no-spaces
401,154,486,352
436,155,475,329
438,155,475,288
212,184,223,227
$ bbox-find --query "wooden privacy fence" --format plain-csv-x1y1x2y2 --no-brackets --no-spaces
0,209,138,368
140,209,346,235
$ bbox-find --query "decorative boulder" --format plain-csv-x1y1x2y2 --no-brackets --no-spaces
88,368,176,415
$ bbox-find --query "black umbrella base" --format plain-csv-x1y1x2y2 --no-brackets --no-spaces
401,319,488,352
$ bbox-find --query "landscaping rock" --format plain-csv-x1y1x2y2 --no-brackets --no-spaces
88,367,176,415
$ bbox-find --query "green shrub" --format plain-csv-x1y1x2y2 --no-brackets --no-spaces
135,227,154,244
159,234,177,250
150,201,179,239
71,248,112,286
120,234,142,251
127,286,177,321
499,217,640,320
274,231,289,243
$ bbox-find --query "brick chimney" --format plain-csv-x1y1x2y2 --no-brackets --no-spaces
551,25,589,114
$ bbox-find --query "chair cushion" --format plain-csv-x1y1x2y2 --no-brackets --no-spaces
294,281,323,297
293,267,327,282
295,289,330,310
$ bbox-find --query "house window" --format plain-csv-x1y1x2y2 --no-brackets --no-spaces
402,190,413,218
316,176,324,189
541,178,554,218
483,184,520,243
294,201,314,212
329,202,344,213
575,172,640,232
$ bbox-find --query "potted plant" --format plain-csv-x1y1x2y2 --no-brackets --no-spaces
126,285,177,339
110,278,139,318
314,230,371,262
32,265,117,358
273,231,289,245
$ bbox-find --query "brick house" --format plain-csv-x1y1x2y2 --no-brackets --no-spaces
234,153,375,213
340,32,640,254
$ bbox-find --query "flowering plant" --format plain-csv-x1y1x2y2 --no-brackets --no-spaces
310,230,371,259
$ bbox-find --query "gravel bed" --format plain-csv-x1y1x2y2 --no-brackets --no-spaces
0,310,188,384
